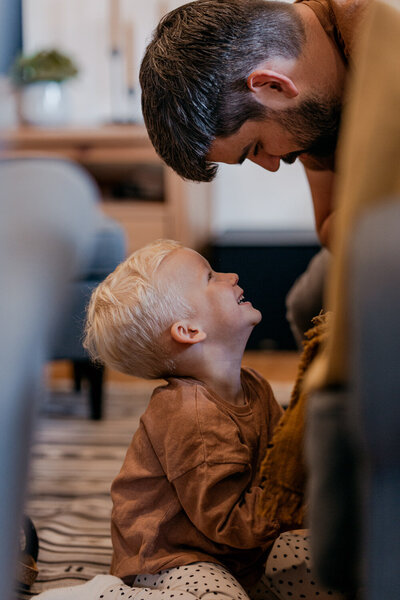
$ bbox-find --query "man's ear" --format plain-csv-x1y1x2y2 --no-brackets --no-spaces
247,69,298,106
170,321,207,345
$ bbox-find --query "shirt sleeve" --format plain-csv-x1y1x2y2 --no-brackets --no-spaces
168,387,280,550
171,455,280,550
145,381,281,550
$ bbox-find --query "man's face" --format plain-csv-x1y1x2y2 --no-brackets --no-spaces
207,95,341,172
158,248,261,344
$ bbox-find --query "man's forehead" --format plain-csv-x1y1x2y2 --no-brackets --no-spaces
208,138,250,165
207,121,260,164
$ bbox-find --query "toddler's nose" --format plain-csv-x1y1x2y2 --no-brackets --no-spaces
228,272,239,285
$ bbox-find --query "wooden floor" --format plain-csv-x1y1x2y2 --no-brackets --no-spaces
242,350,300,382
47,350,300,388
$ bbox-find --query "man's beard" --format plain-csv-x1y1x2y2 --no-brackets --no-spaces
272,96,342,165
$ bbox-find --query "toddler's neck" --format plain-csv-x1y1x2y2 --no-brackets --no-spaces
174,345,245,406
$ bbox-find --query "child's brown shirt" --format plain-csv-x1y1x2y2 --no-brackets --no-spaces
110,367,283,587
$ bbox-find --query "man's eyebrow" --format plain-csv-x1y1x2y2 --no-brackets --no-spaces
237,143,252,165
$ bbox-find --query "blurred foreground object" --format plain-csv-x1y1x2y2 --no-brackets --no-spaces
0,157,97,599
305,0,400,596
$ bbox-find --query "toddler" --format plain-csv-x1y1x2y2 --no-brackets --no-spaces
36,240,346,600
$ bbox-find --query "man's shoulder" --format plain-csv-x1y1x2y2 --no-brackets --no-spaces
296,0,369,18
296,0,371,60
329,0,372,56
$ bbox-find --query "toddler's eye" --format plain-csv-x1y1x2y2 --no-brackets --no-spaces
208,271,212,281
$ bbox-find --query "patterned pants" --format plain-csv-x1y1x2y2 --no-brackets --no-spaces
131,531,347,600
35,531,350,600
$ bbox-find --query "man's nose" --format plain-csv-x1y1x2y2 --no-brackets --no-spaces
251,152,281,172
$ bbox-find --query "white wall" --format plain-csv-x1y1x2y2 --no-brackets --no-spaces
22,0,172,124
22,0,314,233
211,160,314,234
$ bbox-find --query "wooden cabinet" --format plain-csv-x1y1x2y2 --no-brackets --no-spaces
1,125,212,253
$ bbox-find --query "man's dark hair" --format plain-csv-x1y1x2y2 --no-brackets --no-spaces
140,0,305,182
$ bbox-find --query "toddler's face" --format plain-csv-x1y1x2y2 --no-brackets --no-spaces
158,247,261,342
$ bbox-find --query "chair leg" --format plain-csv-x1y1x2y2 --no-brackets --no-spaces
72,361,83,392
87,361,105,420
72,360,105,420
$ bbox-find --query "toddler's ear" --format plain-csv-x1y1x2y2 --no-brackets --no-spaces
170,321,207,344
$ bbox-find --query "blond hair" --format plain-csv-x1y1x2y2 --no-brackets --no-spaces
84,239,192,379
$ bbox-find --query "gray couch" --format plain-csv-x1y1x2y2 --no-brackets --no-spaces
51,203,126,419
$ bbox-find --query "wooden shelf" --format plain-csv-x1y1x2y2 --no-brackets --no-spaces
1,124,212,252
1,124,155,149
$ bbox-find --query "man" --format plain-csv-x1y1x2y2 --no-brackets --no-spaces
139,0,369,339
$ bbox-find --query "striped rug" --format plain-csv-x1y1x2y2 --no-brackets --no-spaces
18,382,152,599
18,379,292,599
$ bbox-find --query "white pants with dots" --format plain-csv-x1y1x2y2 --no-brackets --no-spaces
246,531,349,599
103,532,349,600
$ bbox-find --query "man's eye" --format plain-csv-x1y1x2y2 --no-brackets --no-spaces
208,272,212,281
253,143,260,157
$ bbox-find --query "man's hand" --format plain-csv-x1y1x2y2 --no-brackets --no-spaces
304,167,336,248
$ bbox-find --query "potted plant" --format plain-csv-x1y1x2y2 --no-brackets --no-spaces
11,49,79,126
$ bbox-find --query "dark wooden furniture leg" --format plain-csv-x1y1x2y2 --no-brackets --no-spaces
72,360,105,420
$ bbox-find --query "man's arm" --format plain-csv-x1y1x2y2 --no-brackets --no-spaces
304,167,336,248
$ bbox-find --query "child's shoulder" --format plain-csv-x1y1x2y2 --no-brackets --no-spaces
143,375,245,429
139,378,245,478
150,376,199,403
143,377,204,422
241,366,282,411
241,365,272,392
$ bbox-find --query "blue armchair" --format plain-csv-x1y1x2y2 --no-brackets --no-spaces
51,208,126,419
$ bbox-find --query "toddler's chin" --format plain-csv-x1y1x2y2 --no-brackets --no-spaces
252,309,262,326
